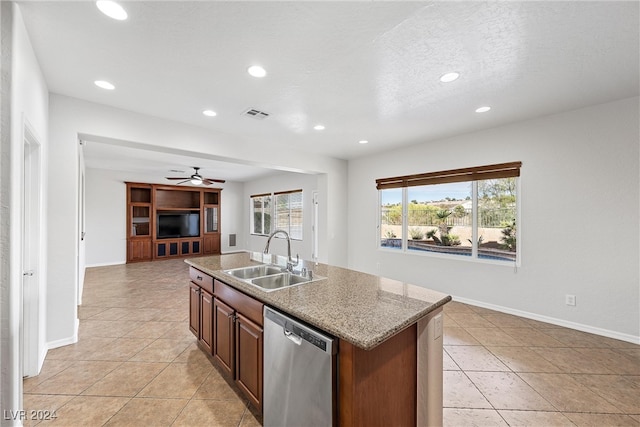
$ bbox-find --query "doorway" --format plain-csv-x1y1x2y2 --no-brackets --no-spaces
312,191,319,262
77,140,85,305
22,120,42,377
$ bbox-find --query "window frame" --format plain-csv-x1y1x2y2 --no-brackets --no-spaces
250,189,303,240
250,193,272,236
274,189,303,241
377,163,521,266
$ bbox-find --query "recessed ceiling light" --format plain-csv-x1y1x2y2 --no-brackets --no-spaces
440,72,460,83
359,140,369,144
96,1,128,20
475,106,491,113
202,110,217,117
94,80,115,90
247,65,267,78
313,125,325,131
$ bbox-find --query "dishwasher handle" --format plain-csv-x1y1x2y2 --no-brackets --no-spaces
284,328,303,345
264,306,336,354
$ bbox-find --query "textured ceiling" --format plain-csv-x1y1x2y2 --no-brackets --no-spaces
18,1,640,179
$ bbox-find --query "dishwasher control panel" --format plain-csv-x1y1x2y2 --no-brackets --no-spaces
290,323,327,351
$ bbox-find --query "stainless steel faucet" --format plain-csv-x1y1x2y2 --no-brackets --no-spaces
263,229,299,271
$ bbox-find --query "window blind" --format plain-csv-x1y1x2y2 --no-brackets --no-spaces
274,189,303,196
376,162,521,190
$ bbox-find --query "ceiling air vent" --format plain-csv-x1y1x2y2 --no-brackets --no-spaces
243,108,270,120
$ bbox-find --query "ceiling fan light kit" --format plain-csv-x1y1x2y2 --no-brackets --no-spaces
165,167,225,186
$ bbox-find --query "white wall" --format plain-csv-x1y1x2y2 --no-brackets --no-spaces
84,168,126,266
348,97,640,342
2,2,49,423
243,172,319,261
47,101,79,347
85,167,245,266
219,180,244,254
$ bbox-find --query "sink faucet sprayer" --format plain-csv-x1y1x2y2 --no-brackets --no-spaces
263,229,299,272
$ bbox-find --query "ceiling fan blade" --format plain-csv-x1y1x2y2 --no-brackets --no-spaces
176,179,191,185
203,178,226,184
166,177,189,180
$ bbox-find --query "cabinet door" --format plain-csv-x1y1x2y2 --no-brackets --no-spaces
199,289,214,354
130,205,151,237
213,298,235,377
235,313,263,411
203,234,220,255
129,239,152,262
189,283,200,337
204,206,219,232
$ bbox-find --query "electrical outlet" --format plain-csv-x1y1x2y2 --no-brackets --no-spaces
565,294,576,306
434,314,443,339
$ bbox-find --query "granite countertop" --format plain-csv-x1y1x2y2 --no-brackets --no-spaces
185,251,451,350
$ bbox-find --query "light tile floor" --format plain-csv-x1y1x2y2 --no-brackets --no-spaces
23,259,639,426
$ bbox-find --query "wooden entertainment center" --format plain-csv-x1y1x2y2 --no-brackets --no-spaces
126,182,221,263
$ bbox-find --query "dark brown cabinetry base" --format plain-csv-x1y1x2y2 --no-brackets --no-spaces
235,313,263,410
339,325,417,426
188,267,264,413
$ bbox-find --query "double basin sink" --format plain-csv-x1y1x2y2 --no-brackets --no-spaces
223,264,324,292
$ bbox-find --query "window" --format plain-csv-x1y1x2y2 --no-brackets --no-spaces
377,162,520,264
250,193,271,236
380,188,402,248
275,190,303,240
250,190,303,240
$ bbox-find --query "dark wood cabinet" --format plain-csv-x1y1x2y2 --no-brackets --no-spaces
213,298,235,376
187,267,264,412
199,289,213,353
126,183,221,263
213,280,264,411
203,234,220,255
235,313,263,411
189,267,215,355
155,238,202,259
126,184,152,262
128,239,152,262
189,282,200,337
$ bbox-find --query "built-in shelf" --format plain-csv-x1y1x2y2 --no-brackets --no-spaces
126,183,222,263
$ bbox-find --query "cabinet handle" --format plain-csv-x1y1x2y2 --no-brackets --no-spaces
197,275,203,281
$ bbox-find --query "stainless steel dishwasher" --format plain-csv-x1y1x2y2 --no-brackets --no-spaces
263,306,337,427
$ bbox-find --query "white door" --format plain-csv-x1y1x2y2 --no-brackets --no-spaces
22,121,42,377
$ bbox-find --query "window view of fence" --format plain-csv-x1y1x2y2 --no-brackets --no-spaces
379,176,518,263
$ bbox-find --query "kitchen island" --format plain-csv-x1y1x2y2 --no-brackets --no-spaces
186,252,451,426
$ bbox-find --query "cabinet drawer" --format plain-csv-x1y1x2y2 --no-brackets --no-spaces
214,280,264,326
190,267,213,294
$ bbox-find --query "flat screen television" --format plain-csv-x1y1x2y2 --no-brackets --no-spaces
157,212,200,239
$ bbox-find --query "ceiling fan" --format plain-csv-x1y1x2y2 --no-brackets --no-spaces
165,167,225,186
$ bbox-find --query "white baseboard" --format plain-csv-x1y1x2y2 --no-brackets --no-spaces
452,295,640,345
38,346,48,373
85,261,126,268
47,318,79,350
